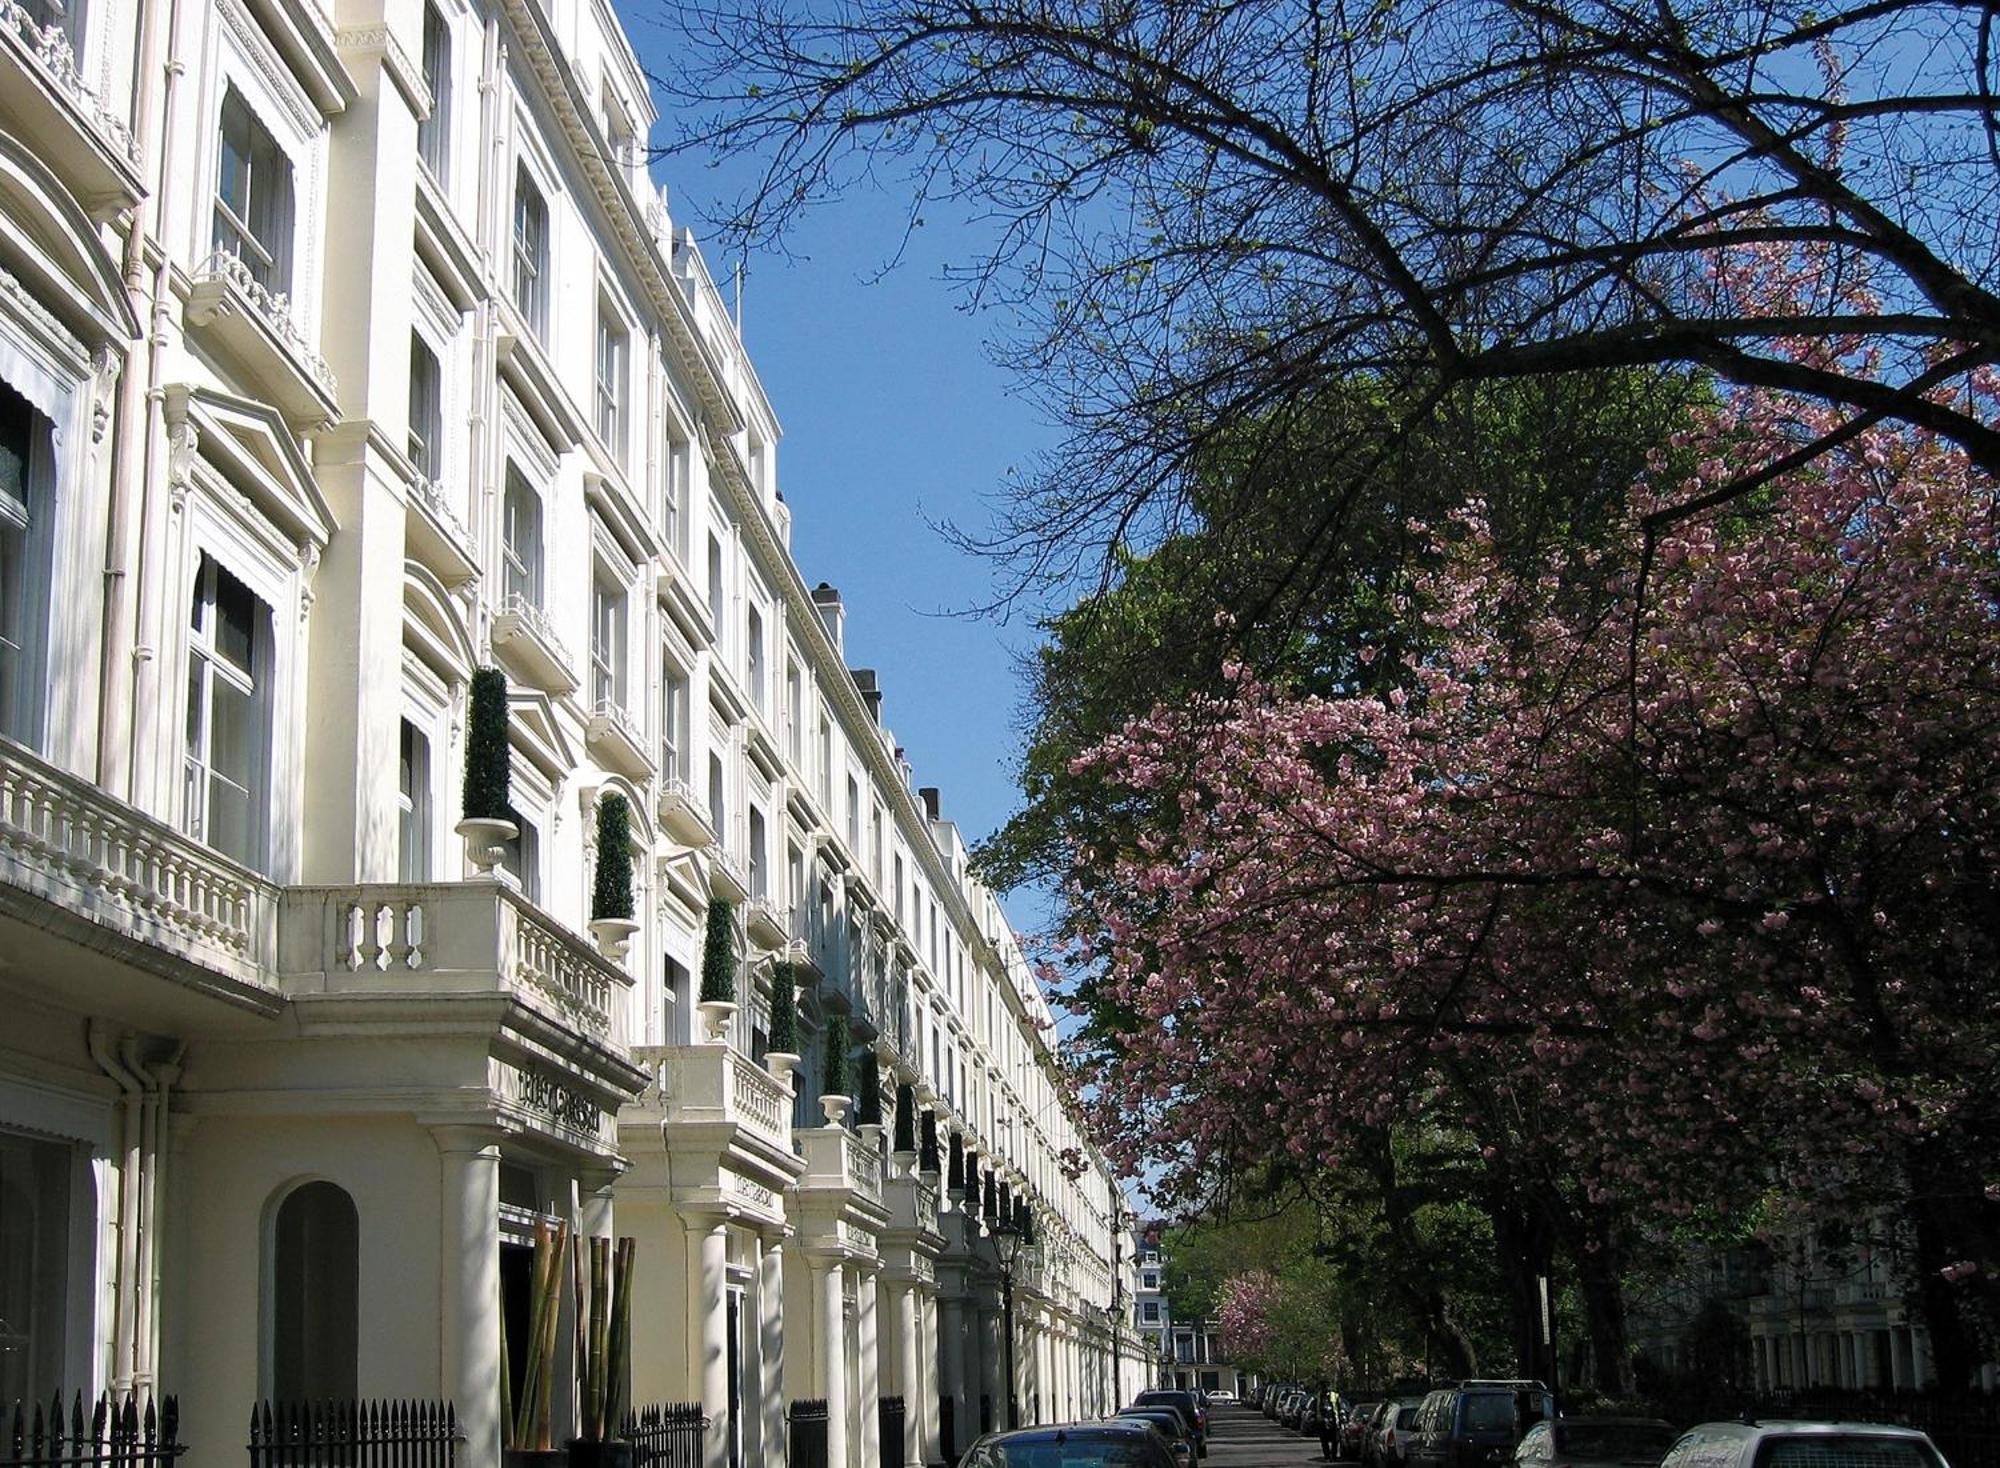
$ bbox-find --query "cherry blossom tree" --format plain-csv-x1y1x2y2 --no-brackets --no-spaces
1216,1271,1279,1365
1066,351,2000,1389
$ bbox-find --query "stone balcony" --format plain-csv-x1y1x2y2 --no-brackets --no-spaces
585,698,653,780
656,775,713,847
625,1042,802,1224
185,251,340,429
798,1122,885,1207
0,736,284,1020
493,592,578,693
276,881,625,1041
744,897,789,950
0,0,143,216
635,1041,793,1158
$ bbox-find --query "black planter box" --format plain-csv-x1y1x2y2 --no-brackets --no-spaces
566,1439,635,1468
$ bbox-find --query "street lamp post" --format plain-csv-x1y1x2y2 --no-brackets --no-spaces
991,1215,1023,1430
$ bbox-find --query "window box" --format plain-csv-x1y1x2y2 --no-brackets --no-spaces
585,698,652,780
656,776,713,848
491,590,576,693
186,251,339,428
0,0,143,213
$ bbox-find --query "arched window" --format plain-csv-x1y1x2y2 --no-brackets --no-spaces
269,1181,358,1401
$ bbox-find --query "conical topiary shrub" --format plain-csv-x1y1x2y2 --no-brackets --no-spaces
700,899,736,1003
822,1013,851,1098
947,1132,965,1192
893,1083,916,1153
767,961,799,1055
920,1109,941,1173
856,1051,881,1127
462,667,511,820
591,795,633,921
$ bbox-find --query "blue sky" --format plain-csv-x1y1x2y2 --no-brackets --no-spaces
652,155,1063,931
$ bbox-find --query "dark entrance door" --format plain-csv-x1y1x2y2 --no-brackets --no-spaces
726,1290,742,1468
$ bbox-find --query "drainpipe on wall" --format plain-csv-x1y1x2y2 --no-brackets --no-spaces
121,0,193,811
99,0,175,798
89,1021,145,1399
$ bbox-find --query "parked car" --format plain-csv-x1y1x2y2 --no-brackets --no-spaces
1281,1391,1308,1430
1511,1418,1677,1468
1115,1409,1199,1467
959,1421,1181,1468
1366,1398,1426,1468
1658,1420,1949,1468
1133,1390,1209,1457
1406,1381,1558,1468
1340,1402,1381,1460
1208,1390,1237,1405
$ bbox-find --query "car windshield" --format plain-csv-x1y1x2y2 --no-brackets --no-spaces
1119,1413,1183,1434
965,1434,1170,1467
1555,1424,1678,1456
1461,1396,1517,1434
1761,1439,1944,1468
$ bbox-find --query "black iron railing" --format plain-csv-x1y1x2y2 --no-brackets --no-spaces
876,1398,904,1468
4,1394,184,1468
621,1405,706,1468
247,1400,458,1468
786,1401,828,1468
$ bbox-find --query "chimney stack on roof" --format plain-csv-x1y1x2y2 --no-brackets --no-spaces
810,582,844,653
852,668,883,724
919,787,941,823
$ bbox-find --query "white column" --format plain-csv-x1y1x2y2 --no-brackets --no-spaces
756,1233,786,1468
983,1304,1005,1431
940,1295,967,1459
918,1286,942,1465
858,1268,881,1468
690,1218,730,1468
895,1282,922,1468
434,1130,502,1468
820,1258,851,1468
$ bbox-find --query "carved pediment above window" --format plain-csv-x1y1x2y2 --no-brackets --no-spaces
168,384,337,552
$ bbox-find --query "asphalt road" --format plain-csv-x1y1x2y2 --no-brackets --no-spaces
1203,1404,1332,1467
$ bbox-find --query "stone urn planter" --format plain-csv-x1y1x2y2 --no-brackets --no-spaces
697,998,737,1043
819,1093,851,1127
588,917,640,963
456,816,517,877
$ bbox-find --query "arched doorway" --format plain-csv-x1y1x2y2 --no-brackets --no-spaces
269,1180,358,1401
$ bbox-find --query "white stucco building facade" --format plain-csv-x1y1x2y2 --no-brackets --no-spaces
0,0,1140,1462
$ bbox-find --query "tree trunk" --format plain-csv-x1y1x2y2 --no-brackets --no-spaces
1485,1179,1557,1381
1570,1235,1634,1397
1903,1139,2000,1397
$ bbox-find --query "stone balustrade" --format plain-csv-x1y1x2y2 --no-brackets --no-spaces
277,881,623,1037
0,737,281,994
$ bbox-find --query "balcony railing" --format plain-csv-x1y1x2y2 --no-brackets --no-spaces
0,736,281,994
278,882,622,1038
846,1130,883,1202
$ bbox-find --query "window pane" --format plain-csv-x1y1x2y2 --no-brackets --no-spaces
408,336,441,479
399,720,431,881
207,679,256,864
418,3,450,181
212,562,258,673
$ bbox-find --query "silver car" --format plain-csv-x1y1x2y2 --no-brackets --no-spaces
1659,1419,1948,1468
